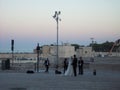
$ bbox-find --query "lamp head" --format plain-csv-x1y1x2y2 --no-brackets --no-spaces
55,11,57,14
58,11,61,15
53,15,56,18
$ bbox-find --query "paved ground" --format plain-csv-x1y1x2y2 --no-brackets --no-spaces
0,69,120,90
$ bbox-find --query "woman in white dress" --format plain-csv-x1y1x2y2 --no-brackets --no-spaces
64,57,73,76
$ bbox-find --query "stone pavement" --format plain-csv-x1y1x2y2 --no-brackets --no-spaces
0,69,120,90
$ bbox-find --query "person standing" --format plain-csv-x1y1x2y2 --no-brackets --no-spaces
63,58,68,73
72,55,78,76
78,57,84,75
44,58,50,72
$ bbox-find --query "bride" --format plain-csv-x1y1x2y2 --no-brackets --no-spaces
64,57,73,76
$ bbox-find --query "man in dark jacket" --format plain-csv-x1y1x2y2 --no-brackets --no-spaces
78,57,84,75
44,58,50,72
63,58,68,73
72,55,78,76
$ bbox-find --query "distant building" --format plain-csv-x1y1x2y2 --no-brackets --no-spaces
76,47,93,57
42,44,75,58
33,44,93,58
36,44,75,65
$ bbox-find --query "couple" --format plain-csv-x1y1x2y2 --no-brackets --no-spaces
64,55,77,76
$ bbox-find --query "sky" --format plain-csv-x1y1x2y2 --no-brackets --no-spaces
0,0,120,52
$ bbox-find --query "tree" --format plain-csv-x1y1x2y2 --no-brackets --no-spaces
89,41,115,52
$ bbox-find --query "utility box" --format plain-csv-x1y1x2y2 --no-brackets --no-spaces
1,59,10,70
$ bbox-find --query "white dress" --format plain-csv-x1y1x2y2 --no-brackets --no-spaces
64,58,73,76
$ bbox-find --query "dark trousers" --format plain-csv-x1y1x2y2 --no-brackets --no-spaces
79,66,83,75
45,65,49,72
64,65,68,73
73,66,77,76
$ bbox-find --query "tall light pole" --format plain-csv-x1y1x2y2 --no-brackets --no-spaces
36,43,40,72
11,39,14,66
90,38,94,58
53,11,61,70
90,38,94,51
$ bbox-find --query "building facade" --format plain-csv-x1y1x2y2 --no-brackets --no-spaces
76,47,93,58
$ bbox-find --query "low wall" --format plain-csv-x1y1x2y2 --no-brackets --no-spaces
0,57,120,72
89,63,120,71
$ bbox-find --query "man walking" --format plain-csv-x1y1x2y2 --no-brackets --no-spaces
44,58,50,72
72,55,78,76
78,57,84,75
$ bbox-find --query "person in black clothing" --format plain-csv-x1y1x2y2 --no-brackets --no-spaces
78,57,84,75
72,55,78,76
63,58,68,73
44,58,50,72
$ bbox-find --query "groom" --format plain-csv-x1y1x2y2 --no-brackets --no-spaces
72,55,78,76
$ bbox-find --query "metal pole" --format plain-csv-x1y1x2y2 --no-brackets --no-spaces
56,18,59,69
37,50,39,72
90,38,94,57
12,51,13,65
11,39,14,66
53,11,61,70
90,38,94,51
36,43,40,72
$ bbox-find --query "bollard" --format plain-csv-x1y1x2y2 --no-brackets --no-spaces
26,70,34,74
93,69,96,75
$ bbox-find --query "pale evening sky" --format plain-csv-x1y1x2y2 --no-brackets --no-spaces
0,0,120,52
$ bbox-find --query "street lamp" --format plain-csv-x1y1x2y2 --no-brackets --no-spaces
36,43,40,72
11,39,14,66
90,38,94,51
53,11,61,70
90,38,95,58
